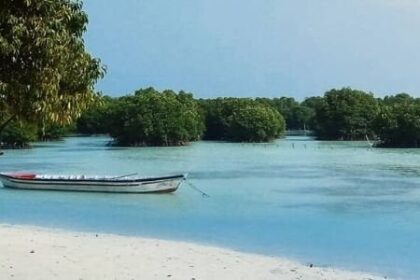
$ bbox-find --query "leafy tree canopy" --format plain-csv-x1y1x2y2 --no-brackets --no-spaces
380,93,415,105
228,104,285,142
0,0,104,132
0,120,37,148
38,121,74,141
107,88,204,146
256,97,312,130
312,88,379,140
374,94,420,147
199,98,285,142
76,95,113,135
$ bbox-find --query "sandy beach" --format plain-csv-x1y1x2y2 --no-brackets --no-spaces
0,224,388,280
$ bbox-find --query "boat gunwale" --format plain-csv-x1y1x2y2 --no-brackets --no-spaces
1,183,180,193
0,173,186,184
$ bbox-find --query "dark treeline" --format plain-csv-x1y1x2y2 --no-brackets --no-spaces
255,97,313,130
374,93,420,147
76,87,420,148
309,89,420,147
0,120,74,149
4,87,420,148
77,88,286,146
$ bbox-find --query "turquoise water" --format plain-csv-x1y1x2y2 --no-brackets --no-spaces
1,136,420,279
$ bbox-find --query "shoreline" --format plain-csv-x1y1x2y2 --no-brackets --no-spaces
0,224,388,280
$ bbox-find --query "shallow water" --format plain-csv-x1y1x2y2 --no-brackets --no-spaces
1,136,420,279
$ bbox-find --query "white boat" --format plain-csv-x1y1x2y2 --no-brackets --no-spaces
0,172,186,193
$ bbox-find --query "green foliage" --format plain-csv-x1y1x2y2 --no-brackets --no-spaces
76,96,113,134
312,88,379,140
256,97,313,130
0,118,73,147
38,122,74,141
199,98,285,142
380,93,414,105
301,96,323,131
0,120,37,148
107,88,204,146
199,98,251,140
374,94,420,147
0,0,104,130
228,105,285,142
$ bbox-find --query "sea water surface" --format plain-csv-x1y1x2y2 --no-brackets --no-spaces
1,136,420,279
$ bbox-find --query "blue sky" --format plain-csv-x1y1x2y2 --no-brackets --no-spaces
84,0,420,99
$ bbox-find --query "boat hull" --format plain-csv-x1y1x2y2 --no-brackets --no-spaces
0,174,185,193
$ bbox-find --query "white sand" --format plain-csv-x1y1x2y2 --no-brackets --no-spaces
0,224,387,280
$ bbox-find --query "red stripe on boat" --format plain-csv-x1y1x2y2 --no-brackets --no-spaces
11,173,36,180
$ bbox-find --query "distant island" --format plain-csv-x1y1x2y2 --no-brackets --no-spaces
1,86,419,148
75,87,420,148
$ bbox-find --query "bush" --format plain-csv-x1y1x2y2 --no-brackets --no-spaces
228,105,285,142
0,121,37,149
312,88,379,140
200,98,285,142
374,95,420,147
256,97,313,130
38,123,74,141
107,88,204,146
76,96,113,135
